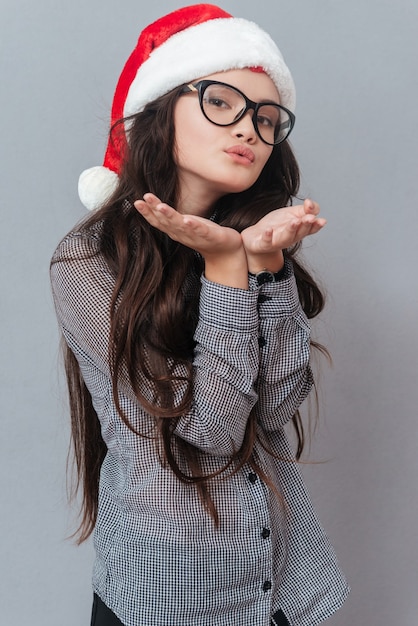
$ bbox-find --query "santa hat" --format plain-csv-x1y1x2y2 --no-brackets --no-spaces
78,4,296,211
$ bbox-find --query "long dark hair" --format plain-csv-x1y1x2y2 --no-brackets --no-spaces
59,85,326,542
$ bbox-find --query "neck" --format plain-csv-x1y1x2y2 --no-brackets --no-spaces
176,181,221,217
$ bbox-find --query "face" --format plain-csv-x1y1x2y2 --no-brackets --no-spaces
173,68,280,216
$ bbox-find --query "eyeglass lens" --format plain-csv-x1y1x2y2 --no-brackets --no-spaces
201,83,291,145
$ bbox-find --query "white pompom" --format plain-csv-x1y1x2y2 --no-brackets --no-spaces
78,166,119,211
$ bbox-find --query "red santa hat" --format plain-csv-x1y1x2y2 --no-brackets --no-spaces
79,3,296,211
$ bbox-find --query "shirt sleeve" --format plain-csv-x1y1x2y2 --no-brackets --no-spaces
174,276,260,455
251,261,314,431
50,230,261,458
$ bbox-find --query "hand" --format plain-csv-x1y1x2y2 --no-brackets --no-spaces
134,194,248,288
134,193,243,256
241,199,326,273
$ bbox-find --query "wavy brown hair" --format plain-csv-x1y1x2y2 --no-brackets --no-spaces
58,86,326,542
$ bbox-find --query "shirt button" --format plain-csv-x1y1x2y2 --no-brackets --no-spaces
261,527,271,539
248,472,258,484
263,580,272,592
257,294,271,304
258,336,267,347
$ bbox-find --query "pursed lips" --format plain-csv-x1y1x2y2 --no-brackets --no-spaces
225,145,255,164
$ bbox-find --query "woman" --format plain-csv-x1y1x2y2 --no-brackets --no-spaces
51,4,349,625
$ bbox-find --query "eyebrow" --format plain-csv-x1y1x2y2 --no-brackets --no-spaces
256,97,281,105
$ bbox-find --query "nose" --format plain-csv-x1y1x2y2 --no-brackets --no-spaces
231,110,257,143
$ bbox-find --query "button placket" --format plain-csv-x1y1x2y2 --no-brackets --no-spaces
244,467,273,601
248,472,258,484
257,293,272,305
261,527,271,539
258,336,267,348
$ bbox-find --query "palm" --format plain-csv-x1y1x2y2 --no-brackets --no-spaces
134,194,242,256
241,199,326,254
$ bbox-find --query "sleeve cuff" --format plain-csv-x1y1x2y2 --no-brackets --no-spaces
199,276,259,331
255,261,304,318
248,258,292,290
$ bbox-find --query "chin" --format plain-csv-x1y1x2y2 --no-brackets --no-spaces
215,174,259,194
221,181,256,195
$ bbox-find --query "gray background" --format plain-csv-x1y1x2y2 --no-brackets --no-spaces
1,0,417,624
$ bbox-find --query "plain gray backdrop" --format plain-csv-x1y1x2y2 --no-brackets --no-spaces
1,0,417,624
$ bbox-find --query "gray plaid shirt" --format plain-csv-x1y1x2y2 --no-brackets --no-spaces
50,224,349,626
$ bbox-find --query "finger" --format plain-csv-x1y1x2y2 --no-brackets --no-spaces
298,212,327,231
142,192,163,206
261,228,274,243
142,194,177,221
153,202,174,218
303,198,321,216
134,197,166,214
183,216,210,235
147,198,180,224
134,199,167,222
289,218,303,231
134,199,178,233
134,199,151,215
294,217,326,240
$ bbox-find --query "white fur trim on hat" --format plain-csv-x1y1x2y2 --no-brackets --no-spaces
78,166,119,211
124,17,296,119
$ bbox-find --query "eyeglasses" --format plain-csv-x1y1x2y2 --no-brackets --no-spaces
180,80,295,146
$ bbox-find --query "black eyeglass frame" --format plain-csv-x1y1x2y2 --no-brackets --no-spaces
180,79,295,146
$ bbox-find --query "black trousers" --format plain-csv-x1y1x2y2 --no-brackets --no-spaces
91,594,123,626
91,593,289,626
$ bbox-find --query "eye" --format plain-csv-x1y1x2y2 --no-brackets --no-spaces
257,105,281,129
204,96,231,109
257,114,275,128
203,85,241,111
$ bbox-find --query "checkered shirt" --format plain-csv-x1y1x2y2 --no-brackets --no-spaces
50,223,349,626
